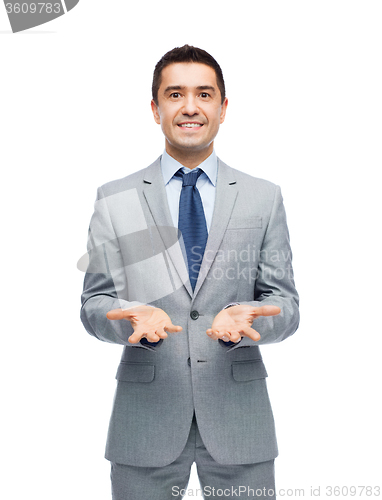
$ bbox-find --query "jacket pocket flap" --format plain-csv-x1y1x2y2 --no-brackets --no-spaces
116,362,155,383
232,360,268,381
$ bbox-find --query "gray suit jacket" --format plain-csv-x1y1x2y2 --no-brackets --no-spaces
80,156,299,467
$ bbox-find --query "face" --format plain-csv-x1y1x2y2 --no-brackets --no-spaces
151,62,228,161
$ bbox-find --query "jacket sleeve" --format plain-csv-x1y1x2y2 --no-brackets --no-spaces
80,187,145,346
227,185,300,349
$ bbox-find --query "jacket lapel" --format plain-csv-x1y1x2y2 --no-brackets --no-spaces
142,158,193,298
142,157,238,300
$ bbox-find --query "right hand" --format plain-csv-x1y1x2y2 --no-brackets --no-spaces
106,305,182,344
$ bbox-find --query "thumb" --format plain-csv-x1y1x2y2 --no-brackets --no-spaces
241,326,261,341
254,305,281,317
106,308,126,320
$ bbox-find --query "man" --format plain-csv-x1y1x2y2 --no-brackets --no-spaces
81,45,299,499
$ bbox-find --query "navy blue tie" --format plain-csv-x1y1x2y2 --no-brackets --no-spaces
175,168,208,292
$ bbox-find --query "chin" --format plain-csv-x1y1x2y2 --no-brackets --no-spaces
176,138,207,149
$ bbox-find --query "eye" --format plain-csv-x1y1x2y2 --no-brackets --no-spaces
170,92,181,98
200,92,210,98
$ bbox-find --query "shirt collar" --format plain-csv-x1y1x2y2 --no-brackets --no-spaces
160,149,218,187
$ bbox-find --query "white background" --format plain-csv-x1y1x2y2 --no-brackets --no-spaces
1,1,381,499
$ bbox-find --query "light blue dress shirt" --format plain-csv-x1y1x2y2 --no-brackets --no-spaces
160,149,217,232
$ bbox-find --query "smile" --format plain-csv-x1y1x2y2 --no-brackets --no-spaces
178,123,203,128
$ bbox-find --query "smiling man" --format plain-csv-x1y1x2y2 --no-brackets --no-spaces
151,62,227,168
81,45,299,499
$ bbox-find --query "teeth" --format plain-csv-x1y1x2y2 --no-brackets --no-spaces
179,123,202,128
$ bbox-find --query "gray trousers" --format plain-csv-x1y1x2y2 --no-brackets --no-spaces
110,413,276,500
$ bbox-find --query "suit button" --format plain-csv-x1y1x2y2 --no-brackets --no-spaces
187,357,191,366
190,310,199,320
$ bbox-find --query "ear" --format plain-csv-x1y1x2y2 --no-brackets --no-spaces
151,99,161,124
220,97,228,124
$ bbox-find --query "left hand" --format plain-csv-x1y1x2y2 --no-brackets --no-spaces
106,306,182,344
206,304,281,343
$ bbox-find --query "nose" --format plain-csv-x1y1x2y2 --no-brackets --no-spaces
182,95,199,116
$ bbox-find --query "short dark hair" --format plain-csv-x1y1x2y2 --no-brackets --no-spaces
152,44,226,105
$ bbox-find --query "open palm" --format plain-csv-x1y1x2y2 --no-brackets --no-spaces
206,305,281,343
107,306,182,344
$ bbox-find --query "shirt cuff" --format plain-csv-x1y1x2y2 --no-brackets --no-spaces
140,338,163,348
223,302,241,310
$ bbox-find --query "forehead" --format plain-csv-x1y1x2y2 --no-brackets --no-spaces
159,62,218,89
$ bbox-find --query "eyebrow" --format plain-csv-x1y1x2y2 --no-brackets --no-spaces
163,85,217,94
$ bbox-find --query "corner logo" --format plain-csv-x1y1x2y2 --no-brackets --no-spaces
4,0,79,32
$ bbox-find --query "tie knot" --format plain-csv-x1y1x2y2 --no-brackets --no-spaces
174,168,204,187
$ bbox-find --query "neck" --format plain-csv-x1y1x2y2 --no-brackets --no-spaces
165,143,213,169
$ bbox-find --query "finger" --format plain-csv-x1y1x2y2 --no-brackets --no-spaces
240,326,261,342
253,305,281,317
211,330,231,342
106,308,126,320
128,330,146,344
218,330,231,340
164,324,183,334
129,328,161,343
206,329,219,340
155,328,168,339
227,330,241,343
146,331,161,342
209,334,220,340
